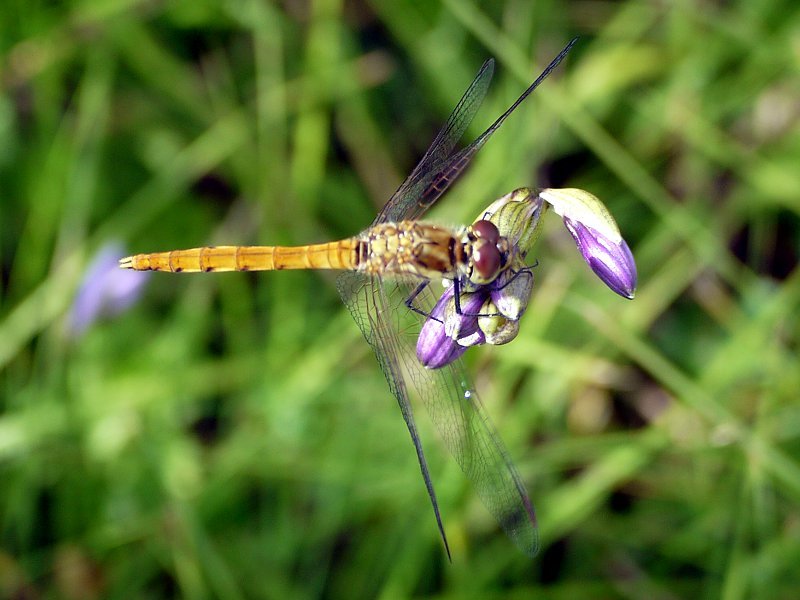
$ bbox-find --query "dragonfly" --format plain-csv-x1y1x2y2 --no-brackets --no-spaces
121,38,577,558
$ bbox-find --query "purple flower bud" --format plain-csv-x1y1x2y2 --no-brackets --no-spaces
538,188,637,299
469,267,528,346
563,217,637,299
69,242,150,336
417,285,486,369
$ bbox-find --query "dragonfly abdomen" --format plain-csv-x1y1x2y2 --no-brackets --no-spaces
120,241,360,273
120,222,467,278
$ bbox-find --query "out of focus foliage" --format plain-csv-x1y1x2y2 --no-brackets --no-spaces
1,1,799,597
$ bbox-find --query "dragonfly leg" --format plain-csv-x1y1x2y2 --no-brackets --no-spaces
405,281,444,323
453,277,509,318
452,277,499,318
494,263,535,292
452,276,465,315
454,267,534,318
452,276,499,317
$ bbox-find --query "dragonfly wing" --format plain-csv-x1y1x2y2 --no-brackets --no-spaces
337,271,451,558
338,272,539,556
376,38,578,225
375,59,495,225
339,42,577,555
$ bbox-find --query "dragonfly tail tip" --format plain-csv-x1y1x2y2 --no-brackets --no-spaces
119,256,134,269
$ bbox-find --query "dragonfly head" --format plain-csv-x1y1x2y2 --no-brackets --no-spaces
468,219,515,285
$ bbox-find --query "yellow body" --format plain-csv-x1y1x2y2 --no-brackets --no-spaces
119,240,359,273
120,222,468,279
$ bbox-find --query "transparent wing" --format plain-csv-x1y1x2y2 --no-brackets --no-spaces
375,58,494,225
337,272,539,556
376,38,577,225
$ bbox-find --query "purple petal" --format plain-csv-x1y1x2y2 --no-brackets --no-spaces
69,242,150,336
489,267,534,321
444,291,486,345
417,329,469,369
564,218,637,299
417,285,486,369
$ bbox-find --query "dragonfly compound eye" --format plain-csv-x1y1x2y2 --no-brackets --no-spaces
473,240,503,283
471,219,500,245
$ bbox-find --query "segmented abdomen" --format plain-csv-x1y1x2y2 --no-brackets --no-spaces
120,240,360,273
119,221,464,278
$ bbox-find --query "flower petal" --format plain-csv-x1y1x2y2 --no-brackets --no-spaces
416,285,486,369
480,313,520,346
490,266,534,321
563,217,637,299
443,289,486,345
539,188,622,243
479,187,545,254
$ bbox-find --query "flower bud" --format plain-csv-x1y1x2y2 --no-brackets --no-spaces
416,285,486,369
539,188,637,298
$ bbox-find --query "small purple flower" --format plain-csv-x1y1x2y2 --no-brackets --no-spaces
563,218,637,299
69,242,150,336
417,187,637,368
416,192,542,369
417,266,535,368
538,188,638,300
417,285,486,369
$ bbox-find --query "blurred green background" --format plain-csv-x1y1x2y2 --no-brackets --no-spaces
2,0,800,598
